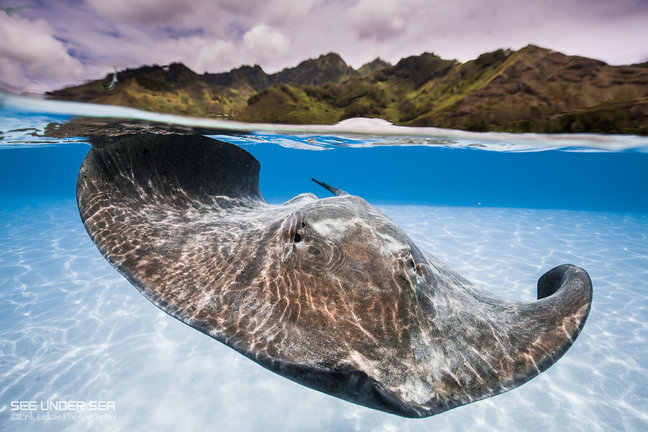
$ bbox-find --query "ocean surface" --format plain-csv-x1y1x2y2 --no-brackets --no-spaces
1,92,647,431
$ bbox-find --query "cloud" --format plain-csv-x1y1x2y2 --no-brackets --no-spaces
163,37,240,74
0,14,85,93
348,0,407,41
86,0,194,25
243,24,290,65
1,0,647,93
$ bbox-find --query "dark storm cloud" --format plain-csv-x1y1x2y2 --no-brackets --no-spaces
1,0,647,93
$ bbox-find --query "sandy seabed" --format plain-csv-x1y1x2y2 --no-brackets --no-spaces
0,200,646,432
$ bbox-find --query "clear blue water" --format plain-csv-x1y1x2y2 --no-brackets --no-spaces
1,94,648,431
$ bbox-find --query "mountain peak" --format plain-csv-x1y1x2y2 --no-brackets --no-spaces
205,64,268,91
165,63,198,86
379,52,456,86
319,52,344,60
358,58,391,75
270,52,356,86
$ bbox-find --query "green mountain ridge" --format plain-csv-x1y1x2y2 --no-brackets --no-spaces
47,45,648,134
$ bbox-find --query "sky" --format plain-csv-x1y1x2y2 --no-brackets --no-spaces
1,0,647,93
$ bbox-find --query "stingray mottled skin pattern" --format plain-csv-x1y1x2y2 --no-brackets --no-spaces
76,134,592,417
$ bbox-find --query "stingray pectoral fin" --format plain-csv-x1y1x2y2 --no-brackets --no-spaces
77,134,265,205
533,264,592,339
486,263,592,395
393,262,593,417
534,263,593,364
537,263,591,301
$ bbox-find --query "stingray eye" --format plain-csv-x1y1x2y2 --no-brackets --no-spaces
293,220,307,242
408,254,424,276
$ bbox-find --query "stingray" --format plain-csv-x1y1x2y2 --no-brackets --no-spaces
76,133,592,418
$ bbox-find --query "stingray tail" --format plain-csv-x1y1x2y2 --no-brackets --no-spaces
312,178,349,197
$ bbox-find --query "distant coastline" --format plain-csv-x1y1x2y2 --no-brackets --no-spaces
47,45,648,135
